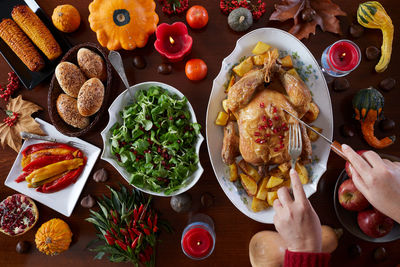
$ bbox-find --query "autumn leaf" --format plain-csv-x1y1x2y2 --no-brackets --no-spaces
270,0,346,40
0,95,44,152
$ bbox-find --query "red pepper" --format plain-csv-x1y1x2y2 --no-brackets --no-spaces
125,235,129,244
120,228,128,236
104,233,115,245
138,204,144,218
131,236,139,249
133,208,138,221
132,228,141,236
153,213,158,228
147,215,153,229
110,228,119,237
140,224,150,236
115,240,128,251
22,154,74,173
128,229,136,241
22,142,77,157
153,226,158,233
37,157,86,193
15,172,29,183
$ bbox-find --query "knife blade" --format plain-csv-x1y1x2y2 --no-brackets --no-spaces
283,108,348,161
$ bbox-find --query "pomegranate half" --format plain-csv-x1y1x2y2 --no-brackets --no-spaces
0,194,39,236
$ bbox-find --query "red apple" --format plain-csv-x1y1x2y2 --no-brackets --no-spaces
357,209,394,238
338,179,370,211
345,150,367,178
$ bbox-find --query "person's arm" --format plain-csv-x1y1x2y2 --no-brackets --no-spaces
342,144,400,223
273,169,330,267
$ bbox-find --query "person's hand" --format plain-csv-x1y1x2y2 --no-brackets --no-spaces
342,144,400,223
273,169,322,253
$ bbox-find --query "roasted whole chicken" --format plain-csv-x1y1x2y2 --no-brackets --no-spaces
222,49,317,167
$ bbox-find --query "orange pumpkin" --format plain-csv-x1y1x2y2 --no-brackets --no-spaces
88,0,159,50
52,4,81,33
35,218,72,256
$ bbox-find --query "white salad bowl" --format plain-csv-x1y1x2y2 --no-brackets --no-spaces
101,81,204,197
206,28,333,223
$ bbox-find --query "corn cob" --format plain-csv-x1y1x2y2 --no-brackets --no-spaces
12,5,62,60
0,18,44,71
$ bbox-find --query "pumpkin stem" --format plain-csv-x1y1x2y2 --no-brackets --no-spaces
239,16,245,24
360,111,395,149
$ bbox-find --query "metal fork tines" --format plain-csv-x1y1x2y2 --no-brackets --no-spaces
288,124,302,168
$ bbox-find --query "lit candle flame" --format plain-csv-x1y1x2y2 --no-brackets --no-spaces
197,241,202,246
169,36,175,45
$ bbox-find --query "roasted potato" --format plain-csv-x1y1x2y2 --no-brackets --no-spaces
307,126,323,142
269,167,287,179
303,102,320,123
229,163,238,182
238,160,261,183
251,197,269,212
278,162,290,174
255,177,269,200
280,55,293,68
252,41,271,55
225,74,236,93
240,173,258,196
252,52,268,66
267,191,278,206
266,176,284,188
287,68,301,80
295,162,309,184
233,57,253,77
215,111,229,126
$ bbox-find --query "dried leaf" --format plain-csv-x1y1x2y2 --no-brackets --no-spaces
0,95,44,152
270,0,346,40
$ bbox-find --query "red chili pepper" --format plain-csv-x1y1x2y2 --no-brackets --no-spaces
130,236,139,249
128,229,136,241
138,204,144,217
133,208,138,221
15,172,29,183
115,240,128,251
153,226,158,233
120,228,128,236
132,228,141,236
22,154,75,173
110,228,118,237
153,213,158,228
125,235,129,244
147,216,153,229
104,233,115,245
140,224,151,236
37,157,86,193
22,142,77,157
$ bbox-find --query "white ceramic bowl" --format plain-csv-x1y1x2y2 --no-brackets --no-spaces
101,81,204,197
206,28,333,223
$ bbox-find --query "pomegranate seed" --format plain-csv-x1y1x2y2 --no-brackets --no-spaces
280,139,284,144
169,116,173,120
255,138,261,143
273,128,278,134
258,125,264,130
276,127,281,132
280,144,285,148
259,139,266,144
136,158,139,162
283,126,288,131
267,119,273,126
262,116,267,122
274,147,279,152
254,132,261,136
260,102,265,108
281,123,287,127
265,133,271,138
273,107,277,113
273,116,279,121
279,135,284,139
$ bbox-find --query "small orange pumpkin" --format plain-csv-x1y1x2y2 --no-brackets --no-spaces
52,4,81,33
35,218,73,256
88,0,159,50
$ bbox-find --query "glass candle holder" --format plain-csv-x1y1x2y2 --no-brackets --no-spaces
321,39,361,77
181,214,215,260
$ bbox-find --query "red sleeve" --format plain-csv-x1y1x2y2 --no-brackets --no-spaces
284,250,330,267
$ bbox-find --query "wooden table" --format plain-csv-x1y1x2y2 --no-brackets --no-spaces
0,0,399,266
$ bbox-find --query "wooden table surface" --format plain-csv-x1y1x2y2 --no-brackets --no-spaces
0,0,399,266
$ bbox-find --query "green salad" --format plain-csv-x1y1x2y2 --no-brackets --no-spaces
109,86,201,194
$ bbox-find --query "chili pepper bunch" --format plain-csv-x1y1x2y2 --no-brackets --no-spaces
220,0,267,20
158,0,189,15
87,185,171,266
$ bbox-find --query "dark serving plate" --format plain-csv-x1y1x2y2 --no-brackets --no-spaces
48,42,112,137
334,154,400,243
0,0,71,89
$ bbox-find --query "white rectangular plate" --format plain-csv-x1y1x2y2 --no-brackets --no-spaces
4,118,101,217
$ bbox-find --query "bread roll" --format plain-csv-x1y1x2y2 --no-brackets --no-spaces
77,78,104,116
77,48,106,81
55,62,86,97
57,94,89,129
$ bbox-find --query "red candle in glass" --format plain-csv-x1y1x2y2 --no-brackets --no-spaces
182,224,214,259
329,40,360,71
154,22,193,62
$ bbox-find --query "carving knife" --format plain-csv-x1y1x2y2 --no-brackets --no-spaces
283,109,348,161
